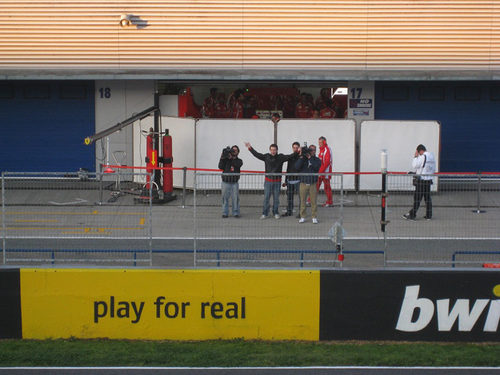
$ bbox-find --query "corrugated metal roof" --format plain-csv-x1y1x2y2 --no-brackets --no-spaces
0,0,499,79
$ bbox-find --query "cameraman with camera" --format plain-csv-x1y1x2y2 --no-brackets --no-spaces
295,144,321,224
218,145,243,218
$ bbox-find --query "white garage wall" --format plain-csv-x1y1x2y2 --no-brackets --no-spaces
95,80,154,178
359,120,440,190
142,117,356,190
164,117,196,188
196,119,274,190
277,119,356,190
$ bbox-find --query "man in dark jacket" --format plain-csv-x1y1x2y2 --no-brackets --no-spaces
218,145,243,218
283,141,301,217
244,142,297,219
295,144,321,224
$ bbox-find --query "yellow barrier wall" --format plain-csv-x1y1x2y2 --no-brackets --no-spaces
20,269,319,340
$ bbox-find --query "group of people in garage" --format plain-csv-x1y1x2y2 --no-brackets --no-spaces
202,88,347,119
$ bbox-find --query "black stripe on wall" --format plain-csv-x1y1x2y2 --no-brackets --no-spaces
319,270,500,342
0,269,22,338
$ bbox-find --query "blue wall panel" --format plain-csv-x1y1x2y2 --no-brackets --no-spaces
375,82,500,172
0,81,94,172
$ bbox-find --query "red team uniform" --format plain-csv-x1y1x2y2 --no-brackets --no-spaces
295,102,313,118
202,96,217,118
215,95,231,118
232,100,244,118
319,107,336,119
317,142,333,206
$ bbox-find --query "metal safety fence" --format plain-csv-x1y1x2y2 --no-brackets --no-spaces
1,171,153,266
383,173,500,268
2,170,500,268
193,172,344,267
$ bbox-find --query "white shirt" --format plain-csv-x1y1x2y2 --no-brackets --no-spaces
412,151,436,180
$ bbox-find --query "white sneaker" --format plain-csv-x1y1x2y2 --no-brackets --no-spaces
298,218,306,223
274,214,280,219
312,218,318,224
260,215,267,220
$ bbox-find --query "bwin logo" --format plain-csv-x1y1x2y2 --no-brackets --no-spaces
396,285,500,332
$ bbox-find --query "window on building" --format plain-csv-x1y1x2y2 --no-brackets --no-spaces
455,86,481,101
60,84,87,100
382,85,409,101
489,86,500,101
418,86,445,101
0,83,14,99
23,84,50,99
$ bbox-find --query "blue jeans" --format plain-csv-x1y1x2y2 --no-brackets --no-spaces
221,181,240,216
263,180,281,216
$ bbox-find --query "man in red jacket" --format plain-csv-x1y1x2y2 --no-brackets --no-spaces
317,136,333,207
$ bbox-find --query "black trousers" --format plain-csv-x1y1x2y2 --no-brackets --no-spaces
409,179,432,218
286,181,300,214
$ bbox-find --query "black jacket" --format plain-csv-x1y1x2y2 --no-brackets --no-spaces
295,155,321,184
285,152,301,183
249,147,297,181
218,156,243,183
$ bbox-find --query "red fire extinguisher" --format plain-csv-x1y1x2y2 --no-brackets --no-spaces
145,128,157,189
162,129,173,194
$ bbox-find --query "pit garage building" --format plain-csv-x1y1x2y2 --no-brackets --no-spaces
0,0,499,173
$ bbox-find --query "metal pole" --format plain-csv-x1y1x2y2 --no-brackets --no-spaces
382,175,388,268
98,164,104,205
182,167,187,208
2,172,6,264
380,150,388,267
84,106,158,145
149,172,153,267
380,162,388,232
339,173,344,268
105,136,110,167
153,90,162,188
193,172,197,268
340,173,344,227
473,172,486,214
273,121,278,144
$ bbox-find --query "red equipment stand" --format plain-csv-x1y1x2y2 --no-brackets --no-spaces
136,129,176,204
160,129,176,203
145,132,156,189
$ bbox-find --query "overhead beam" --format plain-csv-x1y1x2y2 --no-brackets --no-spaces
84,106,158,145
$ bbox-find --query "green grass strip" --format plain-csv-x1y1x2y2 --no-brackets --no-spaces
0,340,499,367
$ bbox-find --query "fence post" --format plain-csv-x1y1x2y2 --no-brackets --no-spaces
149,172,153,267
339,173,344,227
339,173,344,268
193,171,197,268
380,150,388,267
2,172,6,264
473,172,486,214
98,164,104,205
182,166,187,208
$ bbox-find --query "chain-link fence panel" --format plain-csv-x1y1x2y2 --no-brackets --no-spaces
2,171,152,266
193,172,343,267
384,173,500,267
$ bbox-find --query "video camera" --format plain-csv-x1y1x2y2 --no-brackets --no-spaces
222,146,234,158
301,143,312,157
